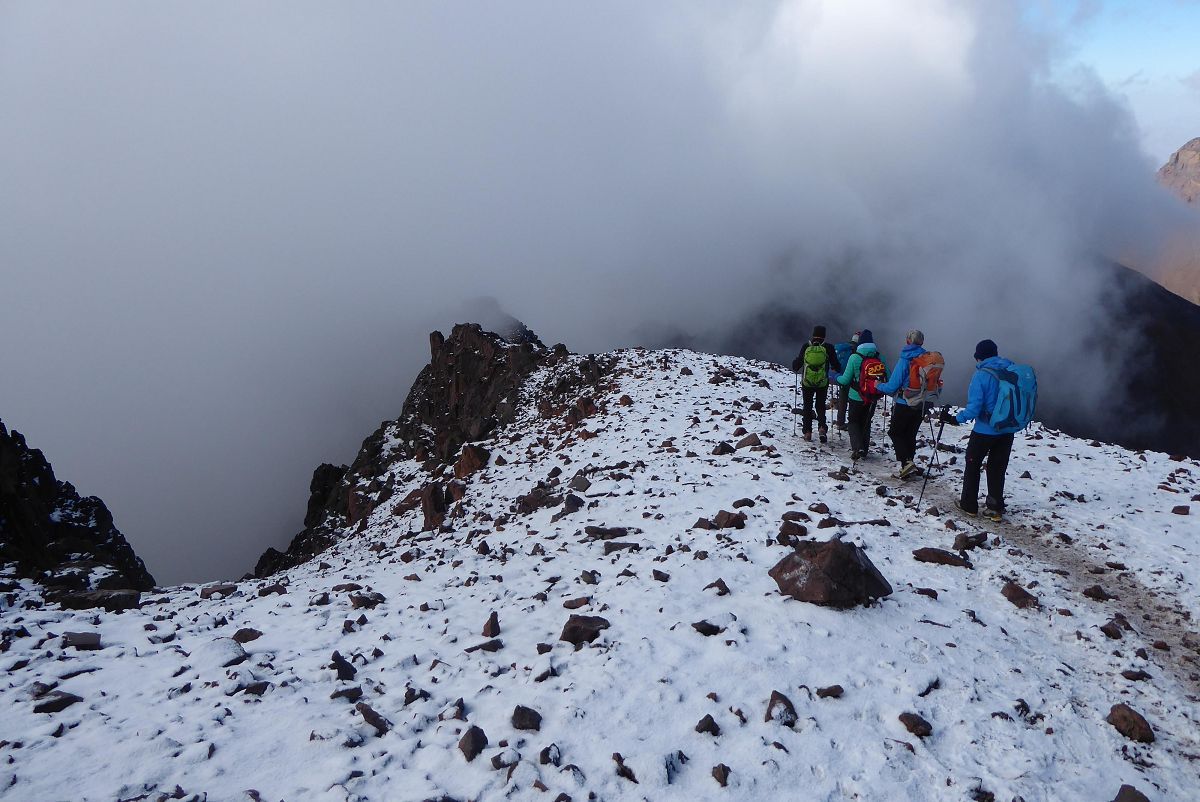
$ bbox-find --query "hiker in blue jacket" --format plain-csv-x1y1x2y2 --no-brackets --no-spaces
876,329,930,478
941,339,1015,522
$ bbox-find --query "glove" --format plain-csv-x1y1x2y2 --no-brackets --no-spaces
939,407,959,426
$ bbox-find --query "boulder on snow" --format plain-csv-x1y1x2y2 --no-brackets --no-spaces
768,540,893,608
1106,703,1154,743
560,615,610,649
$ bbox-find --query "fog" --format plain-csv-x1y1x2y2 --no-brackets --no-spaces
1,2,1195,584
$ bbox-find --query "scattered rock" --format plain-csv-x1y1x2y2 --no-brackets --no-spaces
200,584,238,600
232,628,263,644
1171,505,1190,515
952,533,987,552
711,442,735,456
704,578,731,596
1083,585,1115,601
1106,703,1154,743
1001,582,1039,610
912,548,972,569
695,714,720,736
459,726,488,761
612,753,638,783
712,764,731,787
483,611,501,637
33,691,83,714
454,444,491,479
735,433,761,449
356,703,391,736
62,632,101,651
764,691,797,726
692,620,725,637
652,570,670,582
560,615,610,649
899,712,932,738
513,705,542,731
816,685,844,699
1110,785,1151,802
331,650,357,681
712,510,747,529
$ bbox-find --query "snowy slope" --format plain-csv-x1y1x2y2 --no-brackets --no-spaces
2,347,1198,802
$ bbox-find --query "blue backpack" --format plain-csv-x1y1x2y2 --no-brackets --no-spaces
982,364,1037,434
834,342,854,370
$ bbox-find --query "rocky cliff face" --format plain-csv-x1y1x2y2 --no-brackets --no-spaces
1150,138,1200,304
0,420,155,606
255,322,609,577
1158,137,1200,204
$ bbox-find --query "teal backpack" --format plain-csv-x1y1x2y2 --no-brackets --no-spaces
983,364,1037,434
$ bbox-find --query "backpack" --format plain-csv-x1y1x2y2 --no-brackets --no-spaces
982,364,1037,434
902,351,944,405
834,342,854,369
801,344,829,389
857,355,887,402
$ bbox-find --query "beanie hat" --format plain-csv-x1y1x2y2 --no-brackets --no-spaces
974,339,998,360
906,329,925,346
859,329,874,344
851,331,861,344
812,325,826,340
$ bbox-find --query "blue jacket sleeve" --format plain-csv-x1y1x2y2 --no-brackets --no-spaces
876,356,906,396
956,371,989,424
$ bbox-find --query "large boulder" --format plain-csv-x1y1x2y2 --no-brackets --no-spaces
768,539,893,608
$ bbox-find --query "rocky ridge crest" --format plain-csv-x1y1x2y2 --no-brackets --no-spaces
0,419,155,605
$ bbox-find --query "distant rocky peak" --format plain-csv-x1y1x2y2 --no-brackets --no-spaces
1157,137,1200,203
0,419,155,604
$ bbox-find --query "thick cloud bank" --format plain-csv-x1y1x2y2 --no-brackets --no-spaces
1,1,1192,583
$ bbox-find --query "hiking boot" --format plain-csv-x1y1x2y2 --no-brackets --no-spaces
983,508,1003,523
819,431,828,444
954,499,978,517
851,450,862,461
898,461,918,479
803,432,812,442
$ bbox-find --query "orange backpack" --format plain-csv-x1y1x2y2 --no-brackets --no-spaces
902,351,944,404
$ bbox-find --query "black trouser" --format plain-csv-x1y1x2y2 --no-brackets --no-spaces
835,386,848,429
801,386,829,435
847,398,877,456
960,431,1015,512
888,401,926,465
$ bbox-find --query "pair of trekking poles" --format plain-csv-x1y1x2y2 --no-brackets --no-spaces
791,372,948,511
791,374,846,442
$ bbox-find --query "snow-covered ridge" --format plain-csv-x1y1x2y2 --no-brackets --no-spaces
2,347,1197,801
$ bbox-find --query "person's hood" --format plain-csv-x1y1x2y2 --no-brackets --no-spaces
976,355,1013,371
900,343,926,359
855,343,879,356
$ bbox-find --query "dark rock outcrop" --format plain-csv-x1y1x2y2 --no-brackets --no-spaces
768,539,893,608
0,419,154,594
257,322,611,576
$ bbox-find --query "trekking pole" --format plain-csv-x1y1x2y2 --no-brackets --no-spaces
916,406,949,512
925,415,943,471
792,372,798,437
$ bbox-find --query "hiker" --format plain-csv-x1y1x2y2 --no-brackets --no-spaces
791,325,842,443
875,330,943,478
832,332,858,431
836,329,888,461
941,339,1033,522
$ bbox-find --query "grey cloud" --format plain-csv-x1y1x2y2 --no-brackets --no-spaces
1,1,1191,583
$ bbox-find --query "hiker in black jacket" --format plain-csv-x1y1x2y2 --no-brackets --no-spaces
791,325,842,443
